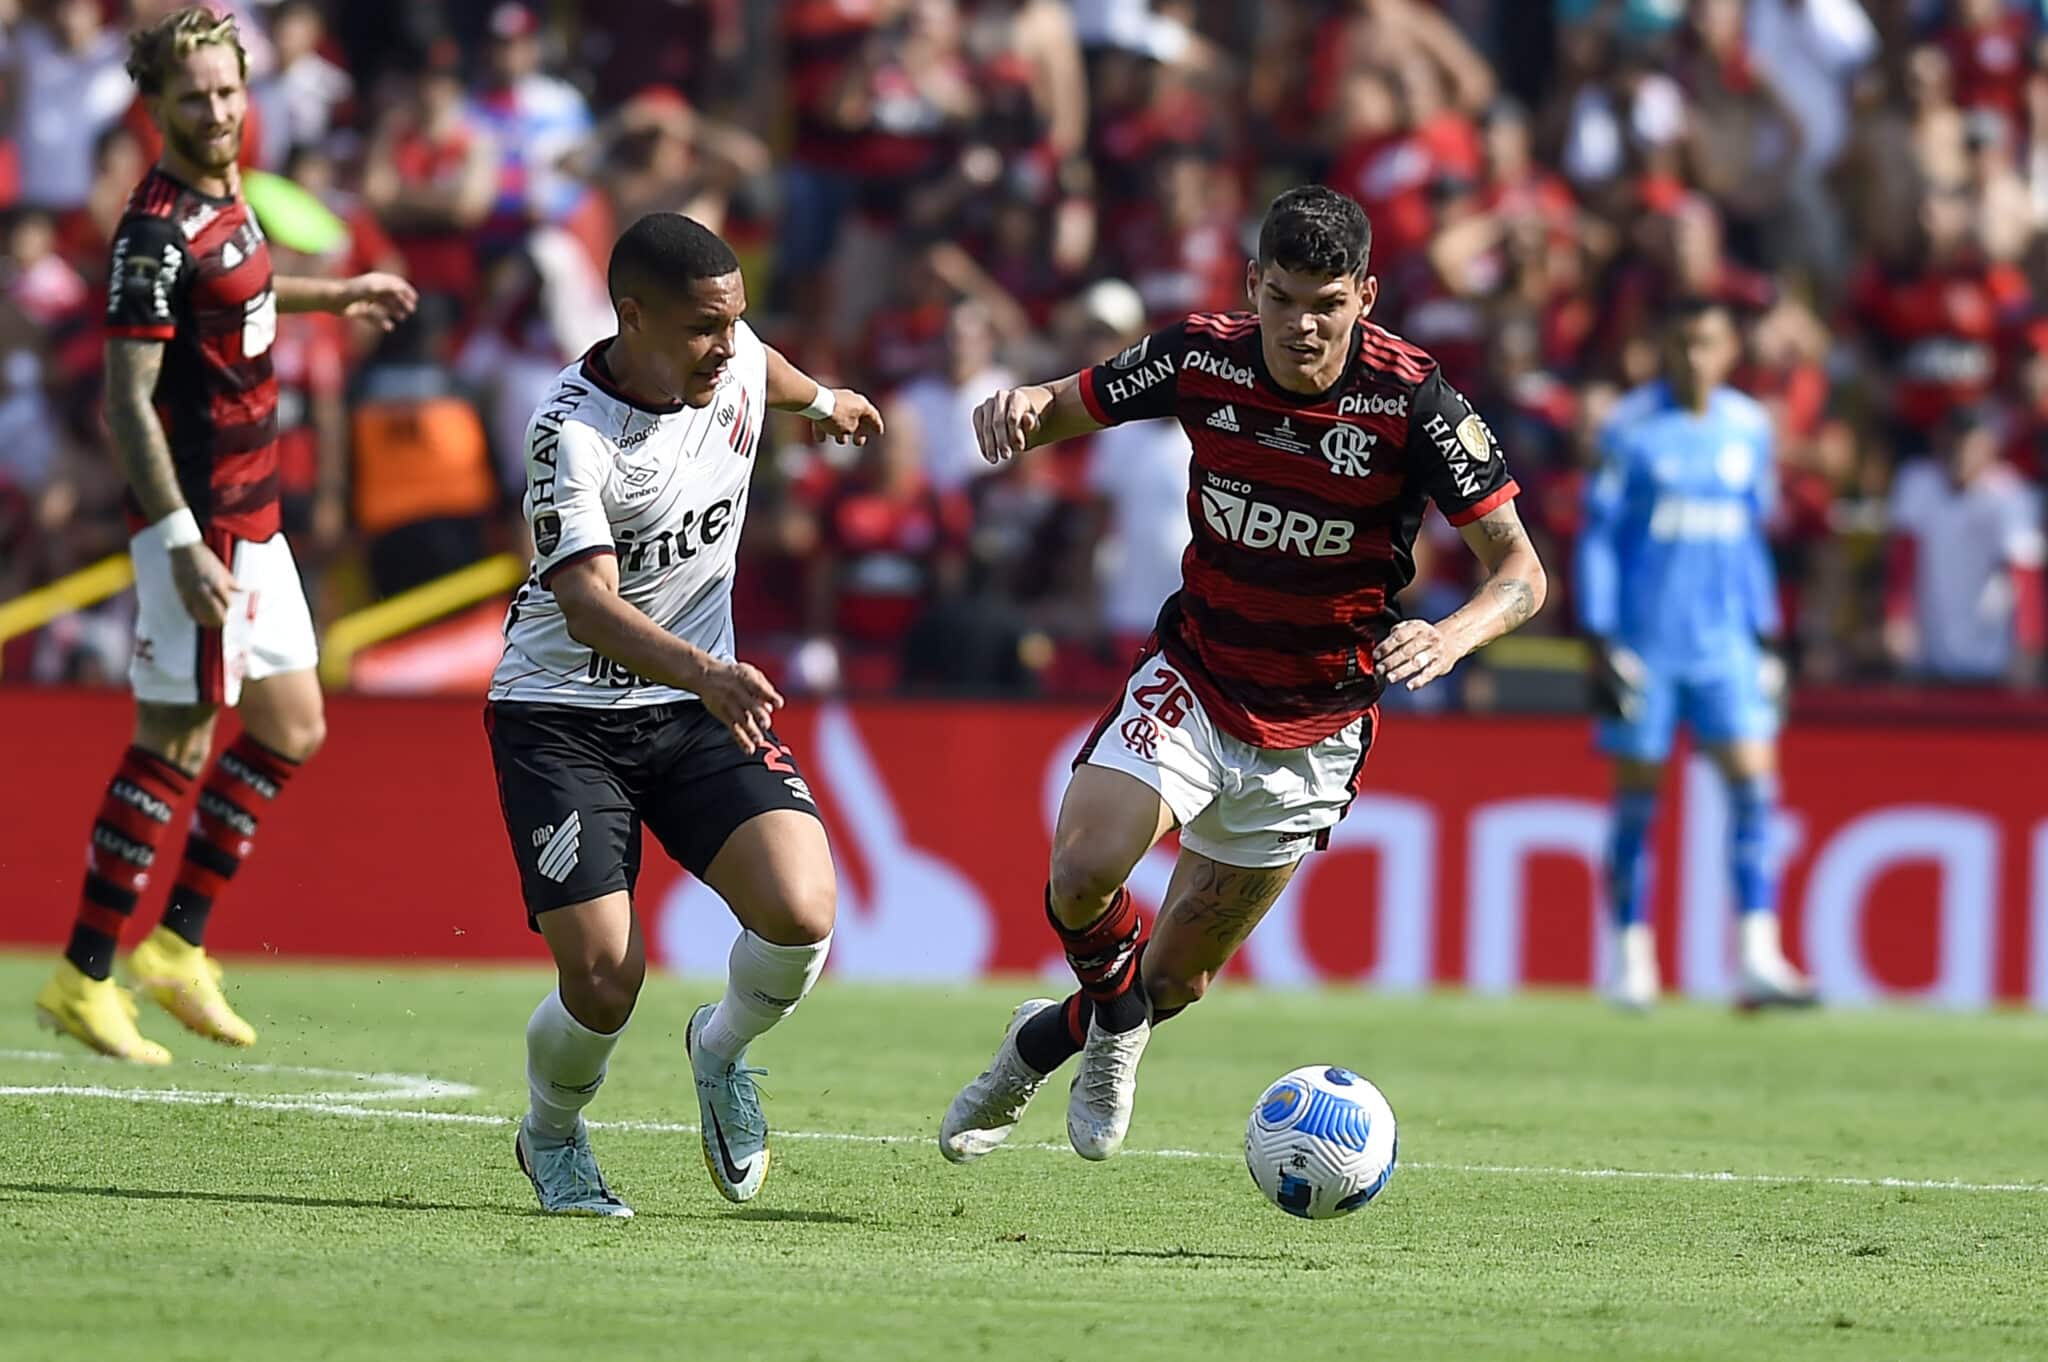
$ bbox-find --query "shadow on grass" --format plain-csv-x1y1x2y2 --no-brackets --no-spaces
1043,1246,1306,1264
718,1205,872,1226
0,1180,522,1216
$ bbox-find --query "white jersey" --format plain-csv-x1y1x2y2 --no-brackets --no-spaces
488,325,768,707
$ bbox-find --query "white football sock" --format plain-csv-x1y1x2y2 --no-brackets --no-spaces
1619,922,1658,983
525,989,624,1139
1741,911,1788,973
698,930,832,1065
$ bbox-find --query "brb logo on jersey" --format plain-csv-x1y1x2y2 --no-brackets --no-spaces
1200,475,1355,558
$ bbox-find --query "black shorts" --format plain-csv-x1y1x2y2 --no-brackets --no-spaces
483,700,821,926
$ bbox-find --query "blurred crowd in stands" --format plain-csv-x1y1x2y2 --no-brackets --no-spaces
0,0,2042,701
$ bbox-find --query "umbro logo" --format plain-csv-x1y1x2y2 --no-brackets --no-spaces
1207,404,1241,433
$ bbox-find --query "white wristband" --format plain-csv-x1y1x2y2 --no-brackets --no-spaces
155,508,202,549
797,384,836,422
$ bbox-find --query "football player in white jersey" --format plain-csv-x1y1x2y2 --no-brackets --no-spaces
484,213,881,1216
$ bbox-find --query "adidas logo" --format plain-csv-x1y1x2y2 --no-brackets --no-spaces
1207,404,1240,432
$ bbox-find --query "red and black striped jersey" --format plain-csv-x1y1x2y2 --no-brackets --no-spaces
105,167,281,541
1079,311,1518,748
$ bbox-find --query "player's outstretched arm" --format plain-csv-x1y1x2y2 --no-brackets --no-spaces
550,553,783,752
764,344,884,445
105,338,238,629
1375,502,1547,692
972,373,1102,467
275,273,420,332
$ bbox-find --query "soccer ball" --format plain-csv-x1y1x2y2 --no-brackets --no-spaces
1244,1065,1398,1219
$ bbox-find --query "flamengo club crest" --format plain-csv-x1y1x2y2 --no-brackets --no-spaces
1320,424,1375,477
1120,713,1161,760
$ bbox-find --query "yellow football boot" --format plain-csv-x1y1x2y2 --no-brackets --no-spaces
127,927,257,1048
34,960,172,1065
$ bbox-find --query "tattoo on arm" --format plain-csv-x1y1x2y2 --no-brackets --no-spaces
1170,859,1297,948
1487,575,1539,631
1476,510,1524,545
104,340,185,522
1441,508,1546,651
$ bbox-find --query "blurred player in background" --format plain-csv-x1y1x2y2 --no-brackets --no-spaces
1577,297,1816,1012
485,213,882,1216
36,7,415,1064
940,186,1547,1165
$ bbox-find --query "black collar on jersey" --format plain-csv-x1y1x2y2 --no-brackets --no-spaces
1248,320,1366,407
150,164,236,206
581,339,684,415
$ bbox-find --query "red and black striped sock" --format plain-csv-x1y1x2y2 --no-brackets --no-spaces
159,736,298,948
65,747,191,980
1048,883,1151,1034
1016,942,1188,1076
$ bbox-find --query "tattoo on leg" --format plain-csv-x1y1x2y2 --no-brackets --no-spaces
1171,860,1295,948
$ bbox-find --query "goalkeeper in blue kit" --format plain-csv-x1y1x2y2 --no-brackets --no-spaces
1576,298,1816,1010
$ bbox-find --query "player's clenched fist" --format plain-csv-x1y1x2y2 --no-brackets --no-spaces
973,386,1049,465
697,660,784,753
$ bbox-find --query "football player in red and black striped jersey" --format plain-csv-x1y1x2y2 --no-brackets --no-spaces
942,187,1547,1164
36,8,416,1064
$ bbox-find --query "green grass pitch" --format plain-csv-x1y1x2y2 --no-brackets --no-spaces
2,953,2044,1361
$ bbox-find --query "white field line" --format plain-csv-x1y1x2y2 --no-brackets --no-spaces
0,1048,476,1102
1,1055,2043,1198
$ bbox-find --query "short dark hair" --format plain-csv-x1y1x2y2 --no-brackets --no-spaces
1257,186,1372,280
1660,294,1732,330
607,213,739,306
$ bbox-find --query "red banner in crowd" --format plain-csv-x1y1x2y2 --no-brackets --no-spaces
5,690,2044,1008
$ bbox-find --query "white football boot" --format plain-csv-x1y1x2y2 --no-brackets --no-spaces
1067,1013,1151,1160
940,997,1058,1164
1608,922,1660,1012
1737,913,1819,1010
686,1003,771,1202
515,1117,633,1218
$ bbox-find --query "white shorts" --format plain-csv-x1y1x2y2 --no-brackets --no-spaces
130,524,318,707
1079,650,1373,869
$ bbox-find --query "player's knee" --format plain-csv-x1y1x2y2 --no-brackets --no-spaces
751,875,836,946
1048,839,1133,922
273,711,327,763
561,957,644,1033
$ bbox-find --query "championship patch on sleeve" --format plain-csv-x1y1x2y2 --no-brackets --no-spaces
533,510,562,557
108,232,180,323
1456,414,1496,464
1110,336,1150,370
